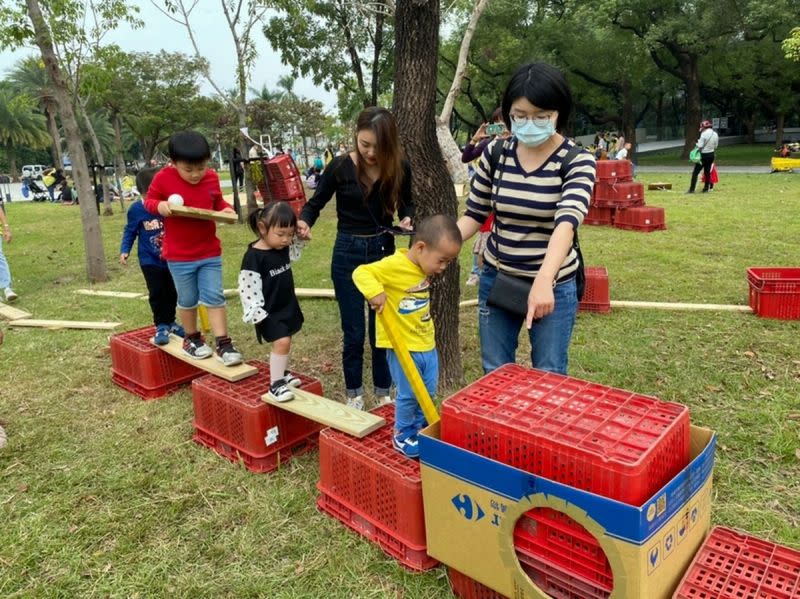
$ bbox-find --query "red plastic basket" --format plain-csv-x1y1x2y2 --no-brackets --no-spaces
317,405,437,571
110,326,203,400
266,153,301,181
593,181,645,207
266,175,306,202
747,267,800,320
673,526,800,599
448,567,507,599
584,206,615,226
594,160,632,182
519,551,611,599
515,507,613,592
191,360,322,473
579,266,611,313
614,206,666,232
440,364,691,506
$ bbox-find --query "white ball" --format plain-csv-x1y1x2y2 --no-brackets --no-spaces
167,194,184,206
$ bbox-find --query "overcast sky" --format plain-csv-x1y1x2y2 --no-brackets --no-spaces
0,1,338,112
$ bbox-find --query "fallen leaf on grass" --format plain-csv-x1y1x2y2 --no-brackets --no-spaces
744,350,756,358
795,448,800,461
17,484,28,493
295,564,305,575
787,412,800,421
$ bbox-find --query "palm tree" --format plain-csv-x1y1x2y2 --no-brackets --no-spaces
9,56,62,168
0,83,51,178
277,75,297,99
248,83,283,102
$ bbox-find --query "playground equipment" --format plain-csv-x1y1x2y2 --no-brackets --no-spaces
770,156,800,172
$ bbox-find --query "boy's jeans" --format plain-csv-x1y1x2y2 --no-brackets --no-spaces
478,264,577,375
386,348,438,440
0,237,11,289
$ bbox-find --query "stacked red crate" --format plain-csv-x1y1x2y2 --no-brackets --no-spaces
110,326,203,400
191,360,322,473
266,154,306,203
673,526,800,599
448,567,507,599
317,405,438,571
440,364,692,597
614,206,667,232
579,266,611,313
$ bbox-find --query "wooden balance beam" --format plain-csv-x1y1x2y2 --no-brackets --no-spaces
647,182,673,190
152,334,258,382
9,319,121,330
262,387,386,438
0,301,32,320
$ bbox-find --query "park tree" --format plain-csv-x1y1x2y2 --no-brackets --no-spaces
784,27,800,62
394,0,463,387
9,56,62,168
0,82,51,178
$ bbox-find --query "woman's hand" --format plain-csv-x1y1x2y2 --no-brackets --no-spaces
471,123,489,145
397,216,412,231
526,275,555,329
296,219,312,240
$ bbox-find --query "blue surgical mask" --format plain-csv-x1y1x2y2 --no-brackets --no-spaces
512,118,556,147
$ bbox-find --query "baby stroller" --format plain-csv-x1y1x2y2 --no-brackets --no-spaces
24,176,50,202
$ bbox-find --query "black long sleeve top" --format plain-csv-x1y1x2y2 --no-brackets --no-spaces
299,154,415,234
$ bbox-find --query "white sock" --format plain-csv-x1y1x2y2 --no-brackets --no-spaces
270,352,289,385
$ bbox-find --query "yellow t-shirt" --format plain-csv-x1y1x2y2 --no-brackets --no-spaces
352,249,435,352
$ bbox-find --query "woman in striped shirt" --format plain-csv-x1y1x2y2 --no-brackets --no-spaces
457,62,596,375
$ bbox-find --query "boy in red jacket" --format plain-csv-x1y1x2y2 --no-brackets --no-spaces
144,131,242,365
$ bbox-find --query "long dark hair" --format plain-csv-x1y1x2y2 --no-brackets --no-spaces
247,201,297,239
352,107,405,217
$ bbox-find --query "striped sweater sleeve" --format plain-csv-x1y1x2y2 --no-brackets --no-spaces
555,150,596,230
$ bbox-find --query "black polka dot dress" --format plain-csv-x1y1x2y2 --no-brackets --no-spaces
238,244,304,343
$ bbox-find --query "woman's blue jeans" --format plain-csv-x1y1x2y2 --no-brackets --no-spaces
331,232,394,398
477,264,578,375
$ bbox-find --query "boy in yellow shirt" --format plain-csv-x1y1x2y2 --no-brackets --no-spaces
353,215,462,458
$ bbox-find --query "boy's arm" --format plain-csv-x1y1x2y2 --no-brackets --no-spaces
119,204,139,261
143,171,168,215
352,259,391,306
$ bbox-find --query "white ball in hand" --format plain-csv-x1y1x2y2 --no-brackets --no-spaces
167,194,184,206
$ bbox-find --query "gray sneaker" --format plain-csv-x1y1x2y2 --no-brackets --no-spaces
346,395,365,410
182,334,213,359
215,342,243,367
4,288,18,302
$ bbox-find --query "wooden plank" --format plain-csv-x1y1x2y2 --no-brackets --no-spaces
168,204,238,224
0,301,32,320
263,387,386,438
460,299,478,308
152,334,258,382
224,287,338,299
75,289,145,299
647,182,673,190
610,300,753,313
378,309,439,425
9,319,121,330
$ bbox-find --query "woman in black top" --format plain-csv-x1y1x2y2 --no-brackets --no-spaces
297,107,414,410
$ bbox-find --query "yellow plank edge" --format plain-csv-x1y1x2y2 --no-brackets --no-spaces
9,319,121,330
75,289,145,299
0,301,32,320
263,387,386,438
168,204,238,224
610,300,753,312
378,308,440,426
152,334,258,382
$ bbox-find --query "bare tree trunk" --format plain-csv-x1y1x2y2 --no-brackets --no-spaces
435,0,489,185
8,148,18,180
44,102,62,167
112,112,126,210
394,0,463,389
682,56,701,159
25,0,107,282
79,102,113,215
371,3,385,107
774,112,785,146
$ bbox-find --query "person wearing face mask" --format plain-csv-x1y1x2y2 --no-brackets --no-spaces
456,62,596,375
297,107,414,410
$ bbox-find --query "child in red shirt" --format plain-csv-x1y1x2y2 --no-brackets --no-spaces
144,131,242,365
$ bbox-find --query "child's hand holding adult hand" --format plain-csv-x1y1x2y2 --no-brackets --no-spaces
368,292,387,313
157,202,172,217
119,253,129,265
296,219,312,240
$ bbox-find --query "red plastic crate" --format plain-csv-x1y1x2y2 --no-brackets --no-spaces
317,405,437,571
519,551,611,599
515,507,613,592
110,326,203,400
584,206,615,226
191,360,322,473
448,567,507,599
673,526,800,599
579,266,611,313
593,181,645,207
266,153,301,181
440,364,691,506
747,267,800,320
614,206,666,232
595,159,632,182
267,175,306,202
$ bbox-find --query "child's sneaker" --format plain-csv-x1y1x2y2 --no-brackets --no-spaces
376,395,394,406
215,339,243,367
346,395,365,410
153,324,171,345
267,380,294,402
182,333,213,359
3,288,18,302
282,371,302,388
170,322,185,337
393,433,420,459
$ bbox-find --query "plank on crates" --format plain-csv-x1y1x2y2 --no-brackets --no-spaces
0,301,32,320
263,388,386,438
75,289,145,299
9,319,121,330
611,300,753,312
152,334,258,382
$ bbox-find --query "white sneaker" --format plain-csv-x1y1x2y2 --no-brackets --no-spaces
346,395,365,410
377,395,394,406
4,288,18,302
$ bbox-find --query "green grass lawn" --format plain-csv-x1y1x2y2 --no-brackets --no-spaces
1,172,799,597
637,143,779,167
